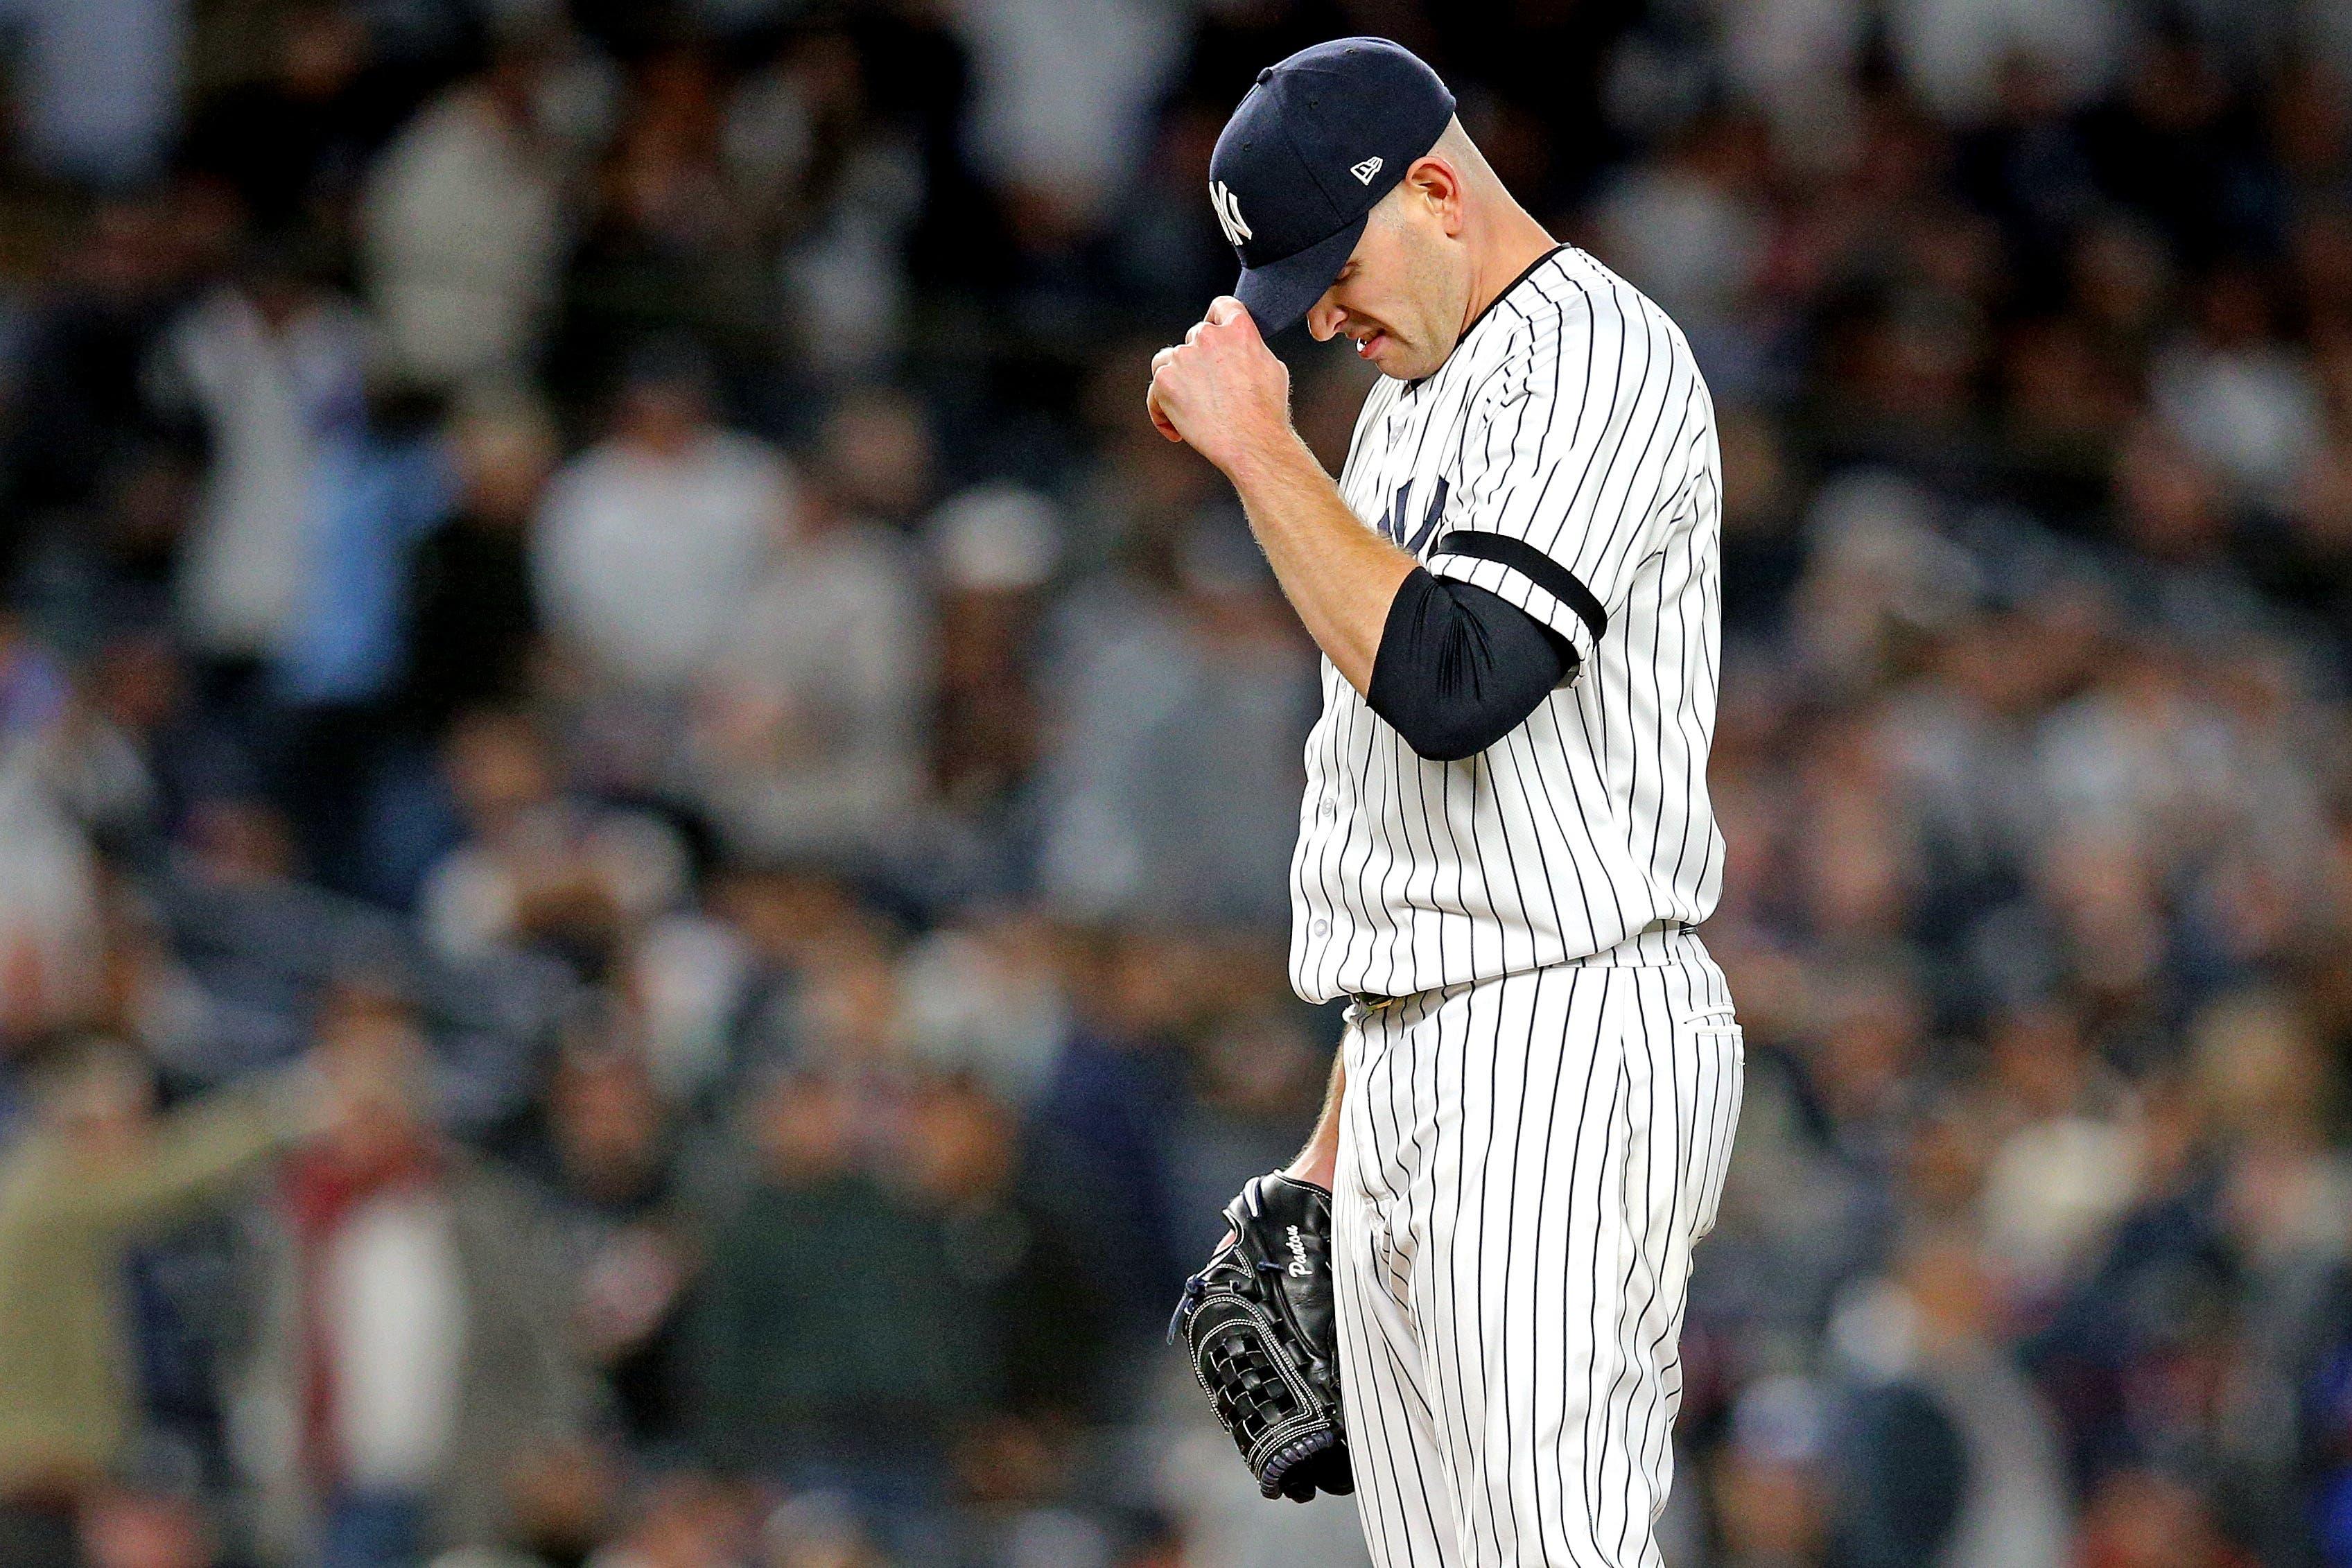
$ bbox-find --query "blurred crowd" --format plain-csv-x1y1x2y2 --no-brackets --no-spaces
2,0,2352,1566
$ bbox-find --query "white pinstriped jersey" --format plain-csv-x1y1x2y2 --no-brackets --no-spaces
1289,245,1725,1004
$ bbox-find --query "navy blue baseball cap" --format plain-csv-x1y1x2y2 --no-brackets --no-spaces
1208,39,1458,335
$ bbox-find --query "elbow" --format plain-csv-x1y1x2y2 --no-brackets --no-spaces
1406,735,1491,764
1367,568,1569,761
1391,709,1517,763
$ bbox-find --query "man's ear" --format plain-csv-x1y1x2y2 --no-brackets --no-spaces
1405,155,1465,234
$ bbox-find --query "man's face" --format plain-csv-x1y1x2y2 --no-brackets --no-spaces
1303,182,1472,381
616,381,706,456
56,1061,155,1167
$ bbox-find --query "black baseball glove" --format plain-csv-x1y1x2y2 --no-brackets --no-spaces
1169,1173,1354,1502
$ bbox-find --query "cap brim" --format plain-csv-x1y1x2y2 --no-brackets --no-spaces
1234,214,1367,336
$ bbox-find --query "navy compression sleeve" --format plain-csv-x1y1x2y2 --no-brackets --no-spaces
1366,567,1576,762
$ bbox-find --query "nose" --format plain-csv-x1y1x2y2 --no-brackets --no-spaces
1305,291,1344,342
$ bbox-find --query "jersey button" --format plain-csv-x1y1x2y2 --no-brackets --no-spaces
1312,918,1331,938
1318,798,1338,819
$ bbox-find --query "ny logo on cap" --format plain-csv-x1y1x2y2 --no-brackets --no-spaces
1209,180,1251,249
1351,157,1383,184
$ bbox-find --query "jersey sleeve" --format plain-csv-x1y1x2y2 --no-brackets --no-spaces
1424,287,1713,673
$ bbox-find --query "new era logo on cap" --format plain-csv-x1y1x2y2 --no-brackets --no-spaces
1207,39,1457,333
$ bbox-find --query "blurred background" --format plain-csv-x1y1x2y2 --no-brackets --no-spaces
1,0,2351,1566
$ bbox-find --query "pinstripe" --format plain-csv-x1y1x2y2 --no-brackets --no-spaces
1583,1017,1630,1568
1623,973,1677,1560
1434,967,1490,1551
1492,724,1571,953
1505,973,1561,1560
1335,693,1384,993
1307,246,1736,1567
1628,968,1691,1544
1287,245,1723,1003
1326,919,1742,1568
1596,978,1653,1561
1545,975,1598,1566
1341,1203,1445,1565
1487,969,1539,1565
1463,974,1509,1552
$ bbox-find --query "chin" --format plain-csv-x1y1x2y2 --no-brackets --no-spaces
1380,348,1438,381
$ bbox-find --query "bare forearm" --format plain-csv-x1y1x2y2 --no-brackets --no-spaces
1285,1049,1346,1191
1144,296,1411,692
1227,434,1415,695
40,1073,313,1230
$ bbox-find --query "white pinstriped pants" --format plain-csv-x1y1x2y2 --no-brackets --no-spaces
1332,939,1743,1568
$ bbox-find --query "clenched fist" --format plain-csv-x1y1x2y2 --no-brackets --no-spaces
1146,296,1295,476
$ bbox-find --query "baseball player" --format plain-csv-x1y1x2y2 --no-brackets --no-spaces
1153,38,1742,1568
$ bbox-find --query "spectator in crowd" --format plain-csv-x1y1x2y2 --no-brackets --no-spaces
417,708,688,974
0,193,198,595
950,0,1186,257
924,482,1061,821
147,798,410,1077
3,0,186,191
531,341,792,789
398,389,556,740
1020,925,1189,1348
419,1440,618,1568
0,1043,320,1567
690,1070,958,1499
550,51,768,399
358,24,573,389
174,2,390,234
1709,1376,1833,1568
894,907,1069,1112
1822,1231,2073,1568
2075,1465,2256,1568
78,1485,223,1568
268,378,455,900
691,1067,1100,1547
1037,507,1313,929
146,236,369,692
691,387,933,865
233,997,590,1567
570,1469,751,1568
0,620,103,1043
534,1040,693,1452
